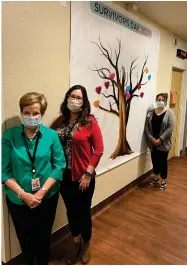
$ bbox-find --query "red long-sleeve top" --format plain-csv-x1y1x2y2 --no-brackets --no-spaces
51,115,104,181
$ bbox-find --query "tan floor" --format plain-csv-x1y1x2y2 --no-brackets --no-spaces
50,154,187,265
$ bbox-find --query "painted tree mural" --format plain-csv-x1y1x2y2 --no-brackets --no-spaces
92,39,151,159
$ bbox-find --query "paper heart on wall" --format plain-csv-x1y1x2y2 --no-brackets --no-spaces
104,81,110,89
95,86,102,94
109,73,115,80
126,92,131,100
140,92,144,98
137,83,141,90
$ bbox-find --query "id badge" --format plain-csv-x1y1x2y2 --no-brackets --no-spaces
31,178,41,192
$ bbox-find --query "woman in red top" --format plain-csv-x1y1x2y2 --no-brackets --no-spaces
51,85,104,264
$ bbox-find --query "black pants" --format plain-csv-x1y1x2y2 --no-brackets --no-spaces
151,148,169,179
60,169,95,242
6,192,59,265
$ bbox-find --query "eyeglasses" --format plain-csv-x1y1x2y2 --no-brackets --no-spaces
69,94,83,101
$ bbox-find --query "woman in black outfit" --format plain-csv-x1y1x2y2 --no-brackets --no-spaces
145,93,175,190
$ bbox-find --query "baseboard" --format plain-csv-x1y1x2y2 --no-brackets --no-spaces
3,168,152,265
180,147,187,156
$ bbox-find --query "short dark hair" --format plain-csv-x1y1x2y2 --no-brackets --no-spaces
156,93,168,102
60,85,94,126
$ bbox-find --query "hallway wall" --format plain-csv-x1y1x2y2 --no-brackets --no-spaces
2,1,187,262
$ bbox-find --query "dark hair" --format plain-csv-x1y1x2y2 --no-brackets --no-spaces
156,93,168,102
60,85,93,126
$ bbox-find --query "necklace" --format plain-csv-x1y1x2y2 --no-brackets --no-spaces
24,127,39,141
28,132,37,140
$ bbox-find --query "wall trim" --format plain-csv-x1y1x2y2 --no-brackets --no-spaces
170,67,186,157
2,168,153,265
180,147,187,156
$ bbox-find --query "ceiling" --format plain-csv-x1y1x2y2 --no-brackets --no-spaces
124,1,187,42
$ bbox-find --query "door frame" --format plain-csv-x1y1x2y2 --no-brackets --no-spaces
182,100,187,155
169,66,187,157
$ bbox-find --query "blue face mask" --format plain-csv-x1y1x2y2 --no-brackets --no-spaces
21,116,42,128
156,101,165,109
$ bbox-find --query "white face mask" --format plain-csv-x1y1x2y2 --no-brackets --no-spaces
156,101,165,109
67,98,83,113
21,115,42,128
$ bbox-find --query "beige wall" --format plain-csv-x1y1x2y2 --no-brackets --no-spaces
2,1,187,262
2,1,71,261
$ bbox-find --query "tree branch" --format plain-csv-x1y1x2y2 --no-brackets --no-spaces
115,39,121,83
107,42,113,58
126,94,140,104
132,94,140,98
89,65,110,74
125,56,148,125
129,57,138,93
121,66,128,92
98,104,119,117
115,38,121,68
131,55,148,95
109,100,119,116
91,39,123,111
91,65,118,87
136,71,139,84
141,80,149,86
101,93,115,101
112,102,117,107
99,38,116,69
111,84,119,109
92,38,121,84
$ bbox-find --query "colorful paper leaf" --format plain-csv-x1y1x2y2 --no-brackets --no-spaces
144,67,149,74
93,100,100,108
126,85,131,92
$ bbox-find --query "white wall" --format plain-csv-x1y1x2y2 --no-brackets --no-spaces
119,2,187,154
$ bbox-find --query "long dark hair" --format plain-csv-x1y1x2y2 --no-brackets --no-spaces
60,85,93,126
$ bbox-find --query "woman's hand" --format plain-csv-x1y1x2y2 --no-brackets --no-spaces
34,189,46,201
20,191,41,208
156,139,162,145
151,138,158,146
151,138,162,146
79,174,91,192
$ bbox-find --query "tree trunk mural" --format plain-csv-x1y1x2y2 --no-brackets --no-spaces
92,39,151,159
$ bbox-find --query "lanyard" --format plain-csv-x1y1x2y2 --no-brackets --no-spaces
21,131,41,174
65,119,78,137
63,120,78,143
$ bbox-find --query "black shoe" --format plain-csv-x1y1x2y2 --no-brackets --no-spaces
150,178,159,185
160,182,166,190
65,241,82,265
81,241,91,264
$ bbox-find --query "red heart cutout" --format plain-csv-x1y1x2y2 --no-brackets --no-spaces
140,92,144,98
104,81,110,89
109,73,115,80
95,86,102,94
137,83,141,90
